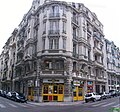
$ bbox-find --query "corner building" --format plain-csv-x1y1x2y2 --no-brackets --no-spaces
4,0,107,102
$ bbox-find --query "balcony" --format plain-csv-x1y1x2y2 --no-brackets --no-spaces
72,17,79,26
9,40,16,48
48,30,60,35
18,36,24,42
73,53,79,58
41,70,64,76
79,55,88,61
94,60,104,68
34,18,39,27
17,46,24,54
5,54,9,61
16,59,24,66
49,13,60,18
4,66,8,71
78,37,87,44
96,76,107,82
25,38,37,47
93,32,102,40
93,47,103,55
73,34,78,40
2,77,7,82
87,27,92,35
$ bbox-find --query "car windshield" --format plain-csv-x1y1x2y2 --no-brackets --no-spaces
99,93,103,95
85,94,92,97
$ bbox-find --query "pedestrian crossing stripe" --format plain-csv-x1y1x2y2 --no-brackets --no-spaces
0,104,6,108
8,103,17,108
92,102,107,107
101,102,115,107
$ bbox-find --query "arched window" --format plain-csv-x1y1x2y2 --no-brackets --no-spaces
50,5,59,17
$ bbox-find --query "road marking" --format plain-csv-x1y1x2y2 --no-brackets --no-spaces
0,104,6,108
112,104,120,108
92,102,107,107
84,101,107,106
26,103,36,107
16,103,28,107
8,103,17,108
101,102,115,107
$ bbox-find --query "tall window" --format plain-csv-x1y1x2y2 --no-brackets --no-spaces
43,22,46,34
73,43,77,55
50,21,59,33
34,27,38,39
83,46,86,56
73,27,76,37
54,60,64,70
54,38,59,49
62,6,66,16
63,38,66,49
51,5,59,16
62,21,66,33
42,38,45,50
49,38,59,49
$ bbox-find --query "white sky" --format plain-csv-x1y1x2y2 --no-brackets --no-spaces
0,0,120,52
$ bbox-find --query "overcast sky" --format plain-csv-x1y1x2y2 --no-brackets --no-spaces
0,0,120,52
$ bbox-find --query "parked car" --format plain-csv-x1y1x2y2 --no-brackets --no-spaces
109,89,118,97
85,92,101,103
6,92,13,99
10,92,27,103
0,90,3,96
0,90,7,98
99,92,108,99
105,92,112,98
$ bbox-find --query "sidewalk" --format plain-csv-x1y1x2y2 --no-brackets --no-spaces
28,101,85,106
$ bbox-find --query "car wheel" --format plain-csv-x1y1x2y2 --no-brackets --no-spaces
85,100,88,103
93,98,96,102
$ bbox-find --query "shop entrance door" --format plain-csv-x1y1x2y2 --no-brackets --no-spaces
28,87,34,101
42,84,64,102
73,86,84,101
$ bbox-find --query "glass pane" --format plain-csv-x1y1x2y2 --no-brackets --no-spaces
73,92,76,97
43,96,48,101
53,96,58,101
49,85,53,94
78,87,83,96
59,85,63,94
54,85,58,94
43,85,48,94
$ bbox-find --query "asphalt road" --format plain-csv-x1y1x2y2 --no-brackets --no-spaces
0,96,120,112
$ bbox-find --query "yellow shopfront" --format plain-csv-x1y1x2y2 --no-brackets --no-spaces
42,79,64,102
73,80,84,101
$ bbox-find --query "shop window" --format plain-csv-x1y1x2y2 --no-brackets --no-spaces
78,87,83,96
54,85,58,94
59,85,63,94
53,96,58,101
43,96,48,101
43,85,48,94
73,92,76,97
49,85,53,94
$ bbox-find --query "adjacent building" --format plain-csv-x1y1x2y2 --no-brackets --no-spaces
0,0,120,102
